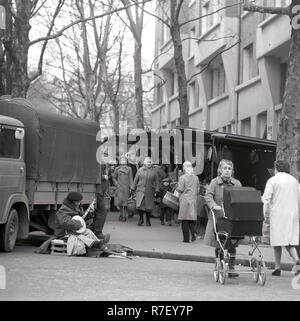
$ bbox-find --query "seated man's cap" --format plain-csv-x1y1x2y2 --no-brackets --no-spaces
67,192,83,202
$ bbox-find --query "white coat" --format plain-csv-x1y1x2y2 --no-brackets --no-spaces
262,172,300,246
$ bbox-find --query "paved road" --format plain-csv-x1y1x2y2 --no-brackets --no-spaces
0,245,299,301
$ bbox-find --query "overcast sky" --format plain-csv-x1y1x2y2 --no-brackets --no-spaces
28,1,156,80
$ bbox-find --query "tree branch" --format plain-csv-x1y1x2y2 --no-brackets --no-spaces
29,0,65,82
187,40,241,83
31,0,49,18
29,0,151,47
243,1,290,15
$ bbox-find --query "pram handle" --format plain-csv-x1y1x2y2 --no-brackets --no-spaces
210,206,229,240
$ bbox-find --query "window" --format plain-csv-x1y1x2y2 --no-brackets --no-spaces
189,82,196,110
188,27,196,58
201,0,221,35
257,112,267,139
171,72,177,96
210,63,227,99
259,1,291,22
161,19,170,44
241,118,251,136
242,44,259,82
0,127,21,159
264,0,290,7
156,82,164,105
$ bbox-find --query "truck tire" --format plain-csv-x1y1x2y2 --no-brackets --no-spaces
0,209,19,252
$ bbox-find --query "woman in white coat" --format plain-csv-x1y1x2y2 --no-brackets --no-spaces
262,160,300,276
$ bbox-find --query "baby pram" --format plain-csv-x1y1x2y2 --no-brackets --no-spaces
211,186,266,286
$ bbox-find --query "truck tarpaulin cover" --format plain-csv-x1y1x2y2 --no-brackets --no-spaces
0,100,101,183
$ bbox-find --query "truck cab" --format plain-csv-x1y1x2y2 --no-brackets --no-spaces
0,116,29,251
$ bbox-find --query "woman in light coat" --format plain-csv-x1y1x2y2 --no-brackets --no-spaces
131,157,160,226
175,161,200,242
113,156,133,221
262,160,300,276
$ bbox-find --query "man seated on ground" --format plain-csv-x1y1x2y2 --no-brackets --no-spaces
54,192,110,256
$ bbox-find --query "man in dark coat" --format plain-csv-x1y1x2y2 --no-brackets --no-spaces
54,192,108,255
91,166,111,241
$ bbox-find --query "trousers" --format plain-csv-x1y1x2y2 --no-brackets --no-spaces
181,220,196,242
92,193,108,238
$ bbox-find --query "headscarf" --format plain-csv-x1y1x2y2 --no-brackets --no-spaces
183,161,193,175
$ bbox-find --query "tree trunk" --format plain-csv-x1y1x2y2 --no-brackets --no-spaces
9,2,31,97
113,101,120,135
134,40,144,129
170,21,189,128
276,3,300,180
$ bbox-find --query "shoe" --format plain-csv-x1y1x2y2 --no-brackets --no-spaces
228,271,239,278
93,239,105,249
161,221,165,225
146,222,151,226
294,261,300,275
138,220,143,226
102,233,110,243
272,269,281,276
169,223,172,226
183,240,189,243
191,235,196,242
228,256,238,277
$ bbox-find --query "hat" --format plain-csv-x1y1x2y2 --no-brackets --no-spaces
67,192,83,202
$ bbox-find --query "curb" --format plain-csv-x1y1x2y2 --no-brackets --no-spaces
133,250,294,272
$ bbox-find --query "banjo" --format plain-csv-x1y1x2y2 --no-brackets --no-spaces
72,198,96,234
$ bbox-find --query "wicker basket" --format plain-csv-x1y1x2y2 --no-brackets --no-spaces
162,191,179,211
127,196,136,213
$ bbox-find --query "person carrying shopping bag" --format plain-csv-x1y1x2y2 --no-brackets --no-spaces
174,161,200,243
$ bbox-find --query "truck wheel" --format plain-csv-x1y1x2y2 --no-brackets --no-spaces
0,209,19,252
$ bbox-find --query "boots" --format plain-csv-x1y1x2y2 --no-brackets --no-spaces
146,213,151,226
138,212,144,226
123,207,128,222
228,255,239,278
119,207,124,221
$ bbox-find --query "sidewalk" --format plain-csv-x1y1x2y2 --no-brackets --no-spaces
106,211,295,271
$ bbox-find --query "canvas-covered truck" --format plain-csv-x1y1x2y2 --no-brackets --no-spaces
0,98,101,252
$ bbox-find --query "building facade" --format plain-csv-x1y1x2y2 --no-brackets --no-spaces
152,0,291,140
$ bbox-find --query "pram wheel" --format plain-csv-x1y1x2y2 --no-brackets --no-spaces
257,260,266,286
251,258,259,283
219,259,227,285
214,258,220,282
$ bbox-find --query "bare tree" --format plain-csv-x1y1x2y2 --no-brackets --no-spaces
243,0,300,179
0,0,150,98
0,0,65,97
117,0,145,129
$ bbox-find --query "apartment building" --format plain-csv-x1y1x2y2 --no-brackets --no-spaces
151,0,291,140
